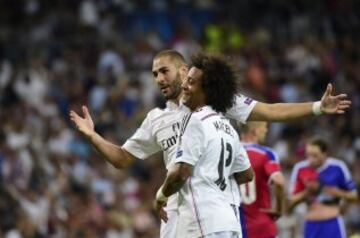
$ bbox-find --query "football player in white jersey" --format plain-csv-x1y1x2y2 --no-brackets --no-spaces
155,53,254,238
69,50,351,237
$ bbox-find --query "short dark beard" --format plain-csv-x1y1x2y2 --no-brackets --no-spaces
164,72,182,100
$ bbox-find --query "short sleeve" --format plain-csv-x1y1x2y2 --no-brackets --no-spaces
122,112,161,159
175,114,205,166
225,94,257,124
289,164,305,195
338,162,356,191
231,142,251,174
264,149,281,177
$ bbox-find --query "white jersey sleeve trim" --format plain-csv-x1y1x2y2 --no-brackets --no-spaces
225,94,257,123
122,109,162,159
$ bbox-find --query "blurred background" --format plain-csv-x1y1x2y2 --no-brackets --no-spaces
0,0,359,237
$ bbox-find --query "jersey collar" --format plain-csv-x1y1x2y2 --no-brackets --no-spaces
195,105,218,114
165,100,191,113
165,101,179,111
317,158,330,172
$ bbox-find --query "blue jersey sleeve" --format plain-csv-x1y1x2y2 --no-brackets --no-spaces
338,163,356,191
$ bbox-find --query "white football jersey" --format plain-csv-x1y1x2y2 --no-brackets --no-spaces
123,95,255,237
123,95,256,210
174,106,251,238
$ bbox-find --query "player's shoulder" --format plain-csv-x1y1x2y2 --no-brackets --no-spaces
245,143,267,154
261,145,279,162
190,106,220,121
146,106,182,122
326,157,348,167
293,160,311,172
235,93,256,105
142,107,164,123
245,144,279,162
181,111,202,130
325,157,351,174
290,160,311,182
180,106,221,132
146,107,164,116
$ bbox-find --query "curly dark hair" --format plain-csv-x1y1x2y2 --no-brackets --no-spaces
191,53,237,113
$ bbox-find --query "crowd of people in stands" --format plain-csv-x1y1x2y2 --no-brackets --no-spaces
0,0,359,237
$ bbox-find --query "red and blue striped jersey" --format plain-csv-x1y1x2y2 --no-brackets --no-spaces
240,143,281,238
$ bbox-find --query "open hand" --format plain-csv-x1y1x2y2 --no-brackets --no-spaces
69,106,95,139
154,199,168,223
320,83,351,114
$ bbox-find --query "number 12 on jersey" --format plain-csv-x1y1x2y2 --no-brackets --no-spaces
215,138,233,191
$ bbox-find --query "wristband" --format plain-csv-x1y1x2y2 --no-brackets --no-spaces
312,101,322,116
156,187,168,203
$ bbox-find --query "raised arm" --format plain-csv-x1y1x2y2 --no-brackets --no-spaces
69,106,135,169
248,84,351,121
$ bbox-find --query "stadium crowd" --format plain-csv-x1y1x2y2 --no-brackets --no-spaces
0,0,359,237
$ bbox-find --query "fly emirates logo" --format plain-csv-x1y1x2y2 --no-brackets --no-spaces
160,122,181,151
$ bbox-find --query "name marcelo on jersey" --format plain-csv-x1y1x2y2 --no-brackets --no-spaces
213,120,234,137
160,120,233,151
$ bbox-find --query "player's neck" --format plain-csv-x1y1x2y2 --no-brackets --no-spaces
313,159,327,169
169,92,183,105
241,135,258,144
168,98,180,105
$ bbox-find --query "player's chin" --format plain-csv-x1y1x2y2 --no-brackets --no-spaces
181,95,190,105
163,92,174,100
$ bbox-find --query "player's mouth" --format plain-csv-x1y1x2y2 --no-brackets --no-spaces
160,85,170,94
182,92,190,100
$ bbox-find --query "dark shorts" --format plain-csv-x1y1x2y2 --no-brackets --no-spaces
304,217,346,238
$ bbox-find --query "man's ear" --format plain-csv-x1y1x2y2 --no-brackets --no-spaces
179,65,188,79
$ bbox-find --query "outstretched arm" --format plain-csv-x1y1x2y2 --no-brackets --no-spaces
248,84,351,121
69,106,135,169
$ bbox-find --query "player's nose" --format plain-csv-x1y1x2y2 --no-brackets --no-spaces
181,79,188,90
155,72,166,83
